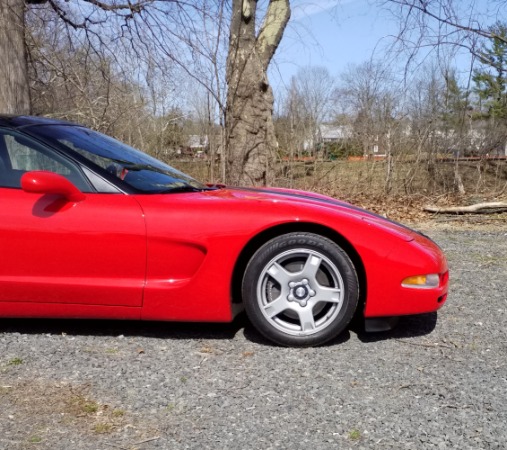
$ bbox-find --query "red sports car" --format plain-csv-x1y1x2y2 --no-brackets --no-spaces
0,116,448,346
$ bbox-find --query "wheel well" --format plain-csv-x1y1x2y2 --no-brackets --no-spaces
231,222,367,311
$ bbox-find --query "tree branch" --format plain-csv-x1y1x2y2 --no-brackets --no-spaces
256,0,290,70
386,0,507,44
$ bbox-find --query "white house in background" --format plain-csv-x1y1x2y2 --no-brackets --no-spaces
318,124,353,143
318,124,386,157
187,134,208,151
303,124,353,151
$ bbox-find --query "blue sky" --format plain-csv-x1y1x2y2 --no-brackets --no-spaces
271,0,400,89
269,0,499,91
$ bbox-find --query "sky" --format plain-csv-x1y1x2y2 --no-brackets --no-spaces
269,0,501,92
270,0,402,90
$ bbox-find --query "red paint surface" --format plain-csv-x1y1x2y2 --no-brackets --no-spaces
0,184,448,322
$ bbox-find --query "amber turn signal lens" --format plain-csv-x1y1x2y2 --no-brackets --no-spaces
401,274,439,288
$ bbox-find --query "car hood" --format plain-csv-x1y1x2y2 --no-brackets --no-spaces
206,185,418,242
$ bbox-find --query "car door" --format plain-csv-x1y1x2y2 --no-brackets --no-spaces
0,128,146,307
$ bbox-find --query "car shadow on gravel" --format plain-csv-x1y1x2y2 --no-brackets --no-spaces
240,313,437,347
241,318,352,347
0,316,247,341
0,312,437,345
352,312,438,343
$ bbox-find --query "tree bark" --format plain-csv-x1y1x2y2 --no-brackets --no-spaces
225,0,290,186
0,0,31,114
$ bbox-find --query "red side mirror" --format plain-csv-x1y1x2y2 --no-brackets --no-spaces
21,171,86,202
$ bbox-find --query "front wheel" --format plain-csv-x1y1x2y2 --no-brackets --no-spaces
242,233,359,347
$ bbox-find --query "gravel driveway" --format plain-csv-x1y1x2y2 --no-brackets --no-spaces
1,228,506,450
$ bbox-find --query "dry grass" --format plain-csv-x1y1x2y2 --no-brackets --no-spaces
170,158,506,197
169,158,507,226
0,381,131,442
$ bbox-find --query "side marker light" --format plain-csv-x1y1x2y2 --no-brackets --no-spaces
402,274,440,289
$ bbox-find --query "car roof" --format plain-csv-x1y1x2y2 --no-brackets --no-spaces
0,115,78,129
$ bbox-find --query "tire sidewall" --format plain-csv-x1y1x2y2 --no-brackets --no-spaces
242,233,359,347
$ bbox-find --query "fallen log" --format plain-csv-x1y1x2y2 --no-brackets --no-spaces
424,202,507,214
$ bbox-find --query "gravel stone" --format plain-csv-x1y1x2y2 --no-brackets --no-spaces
0,229,506,449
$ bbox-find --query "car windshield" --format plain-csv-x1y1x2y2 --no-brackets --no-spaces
30,125,210,193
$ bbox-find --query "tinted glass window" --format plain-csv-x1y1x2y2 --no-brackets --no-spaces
31,125,210,193
0,130,90,191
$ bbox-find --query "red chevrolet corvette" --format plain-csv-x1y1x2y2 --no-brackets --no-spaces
0,116,448,346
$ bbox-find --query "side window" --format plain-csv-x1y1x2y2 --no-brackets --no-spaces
5,135,74,175
0,130,90,191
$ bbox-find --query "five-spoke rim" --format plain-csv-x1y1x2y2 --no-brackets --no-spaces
256,248,345,336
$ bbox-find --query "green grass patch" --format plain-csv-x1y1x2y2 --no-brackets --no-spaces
7,357,23,366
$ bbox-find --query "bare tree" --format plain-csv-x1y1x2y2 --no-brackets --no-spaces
290,66,335,154
278,78,309,159
382,0,507,66
225,0,290,185
338,61,397,156
0,0,33,114
26,14,153,144
4,0,291,186
337,60,408,193
383,1,507,194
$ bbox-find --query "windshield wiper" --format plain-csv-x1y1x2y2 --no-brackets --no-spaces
154,185,217,194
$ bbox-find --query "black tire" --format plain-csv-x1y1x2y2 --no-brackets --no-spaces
242,232,359,347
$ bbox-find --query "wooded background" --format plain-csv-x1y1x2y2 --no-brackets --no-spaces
1,0,506,202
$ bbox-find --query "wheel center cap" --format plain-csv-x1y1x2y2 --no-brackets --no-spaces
294,286,308,299
287,279,316,306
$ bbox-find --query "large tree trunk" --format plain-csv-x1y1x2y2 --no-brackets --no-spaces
0,0,31,114
225,0,290,186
